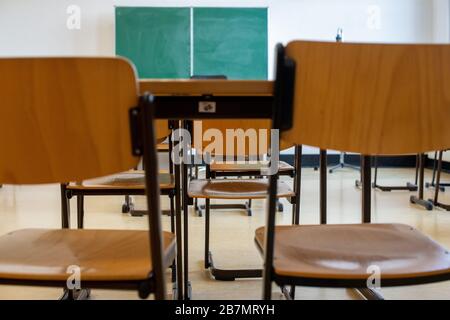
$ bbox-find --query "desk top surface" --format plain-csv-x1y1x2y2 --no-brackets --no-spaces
139,79,273,96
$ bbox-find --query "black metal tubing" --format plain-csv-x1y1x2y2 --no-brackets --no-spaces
361,156,372,223
181,120,191,300
356,288,384,300
77,195,84,229
288,145,303,299
430,150,450,211
373,184,418,192
60,288,91,300
173,122,184,300
200,203,252,216
60,184,70,229
208,251,262,281
427,151,450,192
320,149,327,225
211,167,295,178
202,164,263,280
262,43,295,300
293,146,302,225
140,94,167,300
372,156,418,192
410,153,434,211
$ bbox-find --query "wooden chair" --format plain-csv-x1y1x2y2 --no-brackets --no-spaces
193,119,295,216
121,121,174,215
62,120,174,227
188,119,299,281
258,41,450,300
0,57,173,300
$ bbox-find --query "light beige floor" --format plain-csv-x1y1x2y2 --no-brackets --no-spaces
1,167,450,300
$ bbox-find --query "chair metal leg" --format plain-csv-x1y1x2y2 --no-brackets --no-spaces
174,162,184,300
60,288,91,300
361,156,372,223
429,151,450,211
169,192,175,234
167,191,177,283
355,288,384,300
182,160,190,299
207,251,262,281
371,156,418,192
276,200,284,212
410,154,434,211
281,286,294,300
199,203,253,216
194,165,203,217
60,184,70,229
320,149,327,224
205,198,210,269
122,195,135,213
426,151,449,192
292,145,302,226
203,194,262,281
77,195,84,229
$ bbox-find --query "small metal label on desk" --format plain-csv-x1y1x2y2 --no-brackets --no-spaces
199,101,216,113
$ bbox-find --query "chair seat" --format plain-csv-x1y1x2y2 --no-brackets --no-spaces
67,171,174,190
255,224,450,283
0,229,176,282
188,179,295,199
210,160,294,173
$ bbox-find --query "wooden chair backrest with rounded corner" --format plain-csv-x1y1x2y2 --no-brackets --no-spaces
155,120,171,143
282,41,450,155
0,57,140,184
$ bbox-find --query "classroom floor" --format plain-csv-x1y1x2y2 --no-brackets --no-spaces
1,167,450,300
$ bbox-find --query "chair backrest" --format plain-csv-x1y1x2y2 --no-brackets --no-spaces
0,57,140,184
281,41,450,155
155,120,171,143
192,119,274,157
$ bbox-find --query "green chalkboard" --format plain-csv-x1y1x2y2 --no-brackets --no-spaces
193,8,268,80
115,7,190,78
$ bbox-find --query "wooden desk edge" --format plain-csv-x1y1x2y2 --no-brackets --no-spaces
139,80,274,96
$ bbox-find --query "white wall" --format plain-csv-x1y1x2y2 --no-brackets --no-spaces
433,0,450,42
0,0,437,154
0,0,435,65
